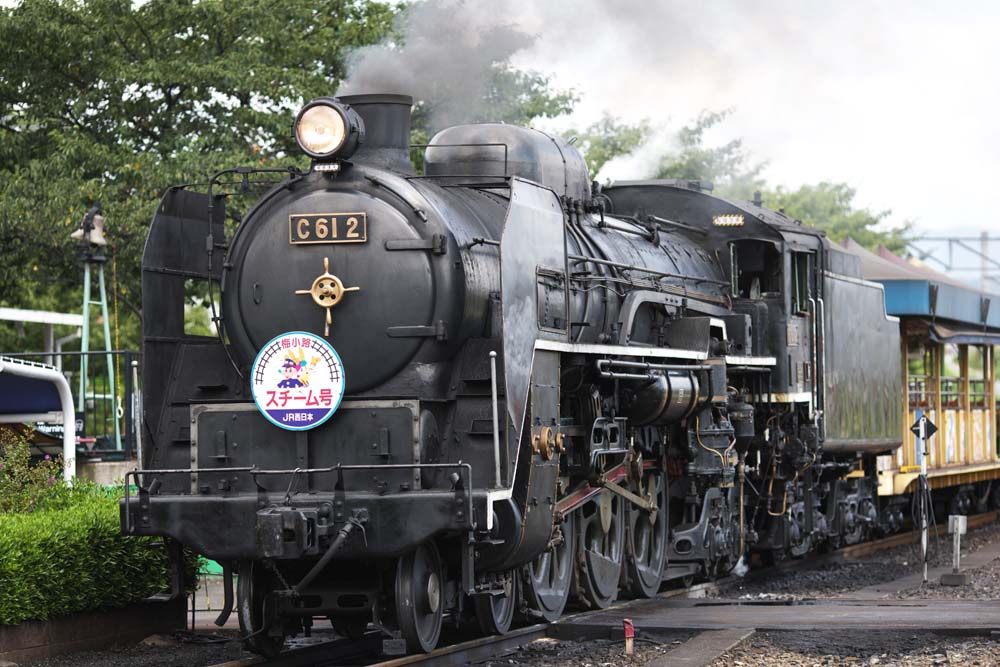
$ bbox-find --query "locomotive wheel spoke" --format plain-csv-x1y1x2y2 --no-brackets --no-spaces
236,560,285,658
523,511,576,622
626,471,668,598
394,541,444,653
576,491,625,609
474,571,519,636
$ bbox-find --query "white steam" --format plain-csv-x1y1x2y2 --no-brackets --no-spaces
338,1,536,131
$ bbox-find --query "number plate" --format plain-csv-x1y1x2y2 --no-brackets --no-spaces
289,212,367,244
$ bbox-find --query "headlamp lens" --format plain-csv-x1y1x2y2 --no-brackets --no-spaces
296,104,346,156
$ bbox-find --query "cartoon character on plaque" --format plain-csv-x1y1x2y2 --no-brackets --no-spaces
251,332,346,431
277,348,318,389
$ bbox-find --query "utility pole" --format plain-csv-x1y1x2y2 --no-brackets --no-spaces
982,230,990,292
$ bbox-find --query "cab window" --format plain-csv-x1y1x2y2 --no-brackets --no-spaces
791,251,815,314
729,240,781,299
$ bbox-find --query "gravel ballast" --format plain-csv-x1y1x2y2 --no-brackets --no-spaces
711,630,999,667
472,633,694,667
720,519,1000,600
19,632,249,667
895,557,1000,600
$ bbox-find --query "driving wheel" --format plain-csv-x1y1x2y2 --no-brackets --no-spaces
522,511,576,621
394,541,444,653
576,490,625,609
625,472,668,598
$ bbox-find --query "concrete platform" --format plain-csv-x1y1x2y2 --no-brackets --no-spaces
550,597,1000,638
77,459,134,486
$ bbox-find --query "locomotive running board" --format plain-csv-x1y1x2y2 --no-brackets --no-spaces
535,339,707,360
535,339,777,366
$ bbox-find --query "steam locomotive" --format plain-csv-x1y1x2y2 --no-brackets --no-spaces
122,93,902,654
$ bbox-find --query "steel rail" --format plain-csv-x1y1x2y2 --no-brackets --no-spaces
206,633,381,667
369,624,548,667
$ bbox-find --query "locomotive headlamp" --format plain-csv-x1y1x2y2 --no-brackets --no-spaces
294,98,364,161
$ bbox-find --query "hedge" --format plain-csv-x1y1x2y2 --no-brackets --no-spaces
0,486,185,625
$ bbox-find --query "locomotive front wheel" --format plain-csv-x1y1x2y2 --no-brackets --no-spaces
474,571,519,635
576,490,625,609
236,560,285,658
625,472,668,598
523,511,576,622
394,541,444,653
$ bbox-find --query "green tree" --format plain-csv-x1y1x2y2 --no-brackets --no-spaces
484,66,577,127
655,110,766,198
409,65,576,172
0,0,397,351
572,114,651,179
649,109,911,251
761,182,912,254
0,0,575,354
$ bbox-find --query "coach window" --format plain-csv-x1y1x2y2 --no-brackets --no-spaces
940,343,963,410
729,240,781,299
969,345,988,409
906,336,936,410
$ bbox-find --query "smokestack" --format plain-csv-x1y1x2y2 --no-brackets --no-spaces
338,94,413,172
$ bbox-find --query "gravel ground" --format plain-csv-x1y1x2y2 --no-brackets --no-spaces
711,630,999,667
19,632,249,667
473,633,693,667
895,557,1000,600
720,520,1000,600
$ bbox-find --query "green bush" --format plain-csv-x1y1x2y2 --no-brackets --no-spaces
0,485,180,624
0,438,197,625
0,433,67,514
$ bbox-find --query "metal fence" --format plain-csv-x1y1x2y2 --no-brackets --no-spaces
1,349,140,460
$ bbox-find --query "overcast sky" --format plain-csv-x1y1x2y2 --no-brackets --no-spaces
499,0,999,271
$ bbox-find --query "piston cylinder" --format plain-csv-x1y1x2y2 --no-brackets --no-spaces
621,371,699,426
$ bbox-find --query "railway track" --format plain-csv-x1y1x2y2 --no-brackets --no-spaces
207,510,999,667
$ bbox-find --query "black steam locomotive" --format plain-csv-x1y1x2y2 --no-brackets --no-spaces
123,93,902,654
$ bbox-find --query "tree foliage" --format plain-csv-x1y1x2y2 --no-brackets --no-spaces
761,182,911,254
0,0,574,353
483,66,577,128
409,65,576,172
650,110,910,251
0,0,397,350
572,114,651,179
0,434,64,514
655,109,765,199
